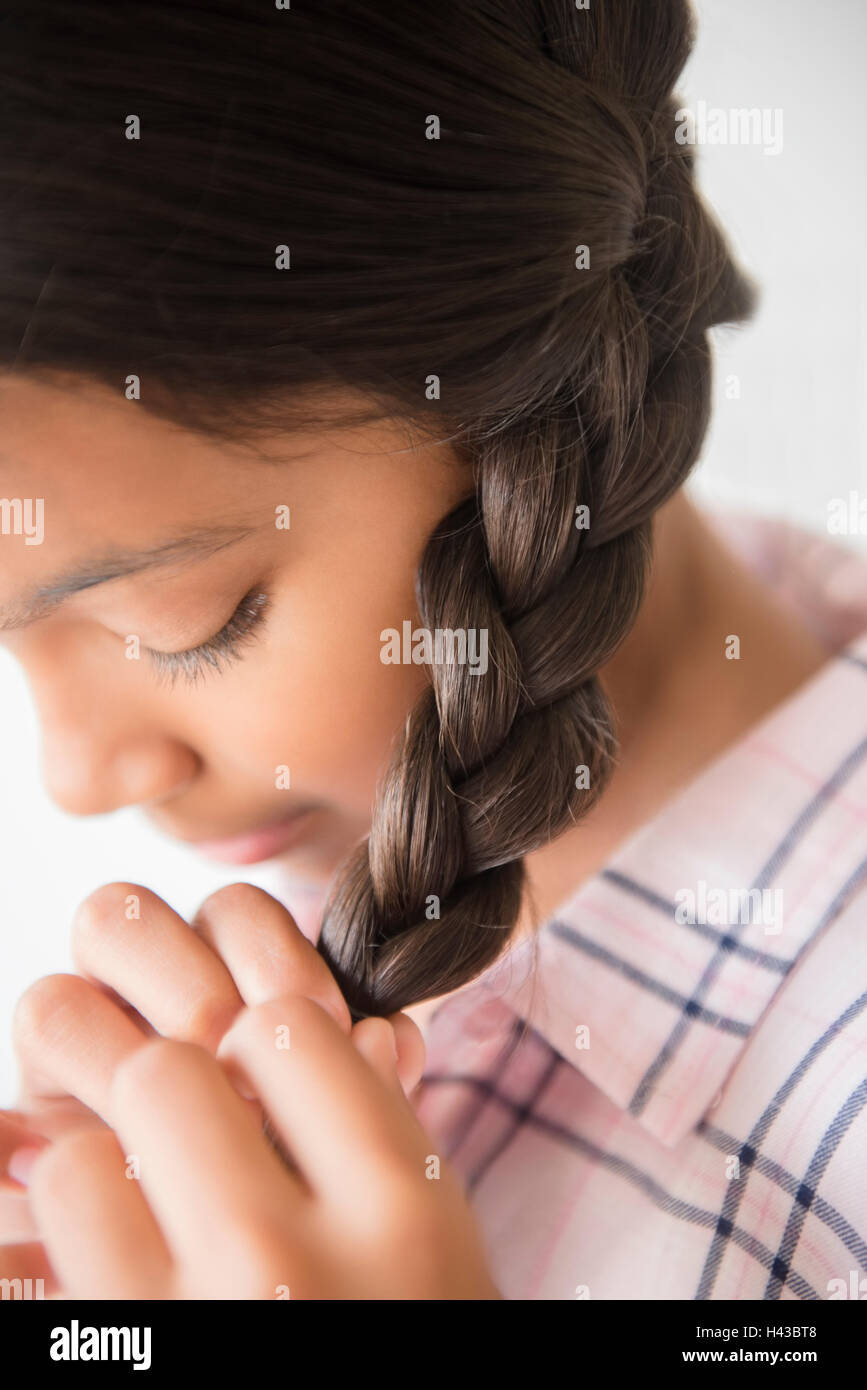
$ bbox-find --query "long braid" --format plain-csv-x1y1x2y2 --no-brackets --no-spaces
317,2,757,1021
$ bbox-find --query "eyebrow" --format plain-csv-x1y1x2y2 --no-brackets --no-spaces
0,523,256,631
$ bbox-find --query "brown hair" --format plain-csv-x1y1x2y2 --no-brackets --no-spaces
0,0,756,1020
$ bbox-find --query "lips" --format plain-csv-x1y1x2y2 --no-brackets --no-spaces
168,808,319,866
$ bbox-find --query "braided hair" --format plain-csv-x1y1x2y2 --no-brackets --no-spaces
0,0,756,1019
317,1,757,1019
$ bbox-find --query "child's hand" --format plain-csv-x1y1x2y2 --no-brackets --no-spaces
21,995,501,1299
1,882,425,1289
10,881,425,1124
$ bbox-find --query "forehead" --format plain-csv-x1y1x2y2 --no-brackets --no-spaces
0,374,276,608
0,373,465,599
0,374,254,520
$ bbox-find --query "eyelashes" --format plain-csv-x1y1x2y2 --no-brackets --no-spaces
146,588,271,687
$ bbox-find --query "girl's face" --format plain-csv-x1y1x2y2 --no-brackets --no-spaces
0,374,471,877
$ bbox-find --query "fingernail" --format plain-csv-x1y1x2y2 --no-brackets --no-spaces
7,1145,45,1188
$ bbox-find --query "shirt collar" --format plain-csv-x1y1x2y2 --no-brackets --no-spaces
461,618,867,1148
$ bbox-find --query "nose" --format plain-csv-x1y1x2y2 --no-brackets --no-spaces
40,722,200,817
16,629,201,817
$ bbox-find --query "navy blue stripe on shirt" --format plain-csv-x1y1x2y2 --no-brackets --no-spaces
421,1064,821,1299
466,1048,561,1194
547,919,752,1037
629,735,867,1120
699,1120,867,1273
428,1017,526,1167
601,868,793,973
695,989,867,1299
764,1073,867,1300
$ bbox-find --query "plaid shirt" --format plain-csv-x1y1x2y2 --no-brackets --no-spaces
413,511,867,1301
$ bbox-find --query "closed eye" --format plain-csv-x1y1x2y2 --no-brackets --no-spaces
146,588,271,687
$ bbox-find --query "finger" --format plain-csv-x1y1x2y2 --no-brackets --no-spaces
0,1190,39,1243
72,882,245,1051
14,972,266,1137
0,1242,59,1297
28,1127,171,1299
388,1012,427,1096
190,883,351,1031
0,1113,49,1236
14,974,148,1118
217,996,430,1217
351,1017,402,1094
0,1110,49,1179
191,886,424,1101
350,1015,427,1099
5,1101,109,1145
108,1039,307,1275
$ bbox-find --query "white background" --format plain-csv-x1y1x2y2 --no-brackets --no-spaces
1,0,865,1101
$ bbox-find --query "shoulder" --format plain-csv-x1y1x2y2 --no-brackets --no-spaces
701,505,867,653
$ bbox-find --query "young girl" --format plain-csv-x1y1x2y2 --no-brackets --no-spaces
1,0,865,1301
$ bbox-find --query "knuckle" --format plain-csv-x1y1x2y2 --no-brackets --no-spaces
30,1127,117,1197
71,882,153,956
180,993,242,1050
193,881,271,924
110,1036,209,1109
221,993,326,1056
13,972,93,1046
219,1002,273,1058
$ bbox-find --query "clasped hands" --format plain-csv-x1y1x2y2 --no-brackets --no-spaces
0,883,500,1299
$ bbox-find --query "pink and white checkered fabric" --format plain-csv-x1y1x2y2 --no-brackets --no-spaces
412,511,867,1301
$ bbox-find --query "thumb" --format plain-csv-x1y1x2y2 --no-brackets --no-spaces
351,1011,426,1098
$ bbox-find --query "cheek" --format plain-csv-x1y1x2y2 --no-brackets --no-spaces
283,637,428,810
179,567,430,815
268,547,431,809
